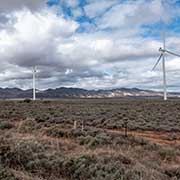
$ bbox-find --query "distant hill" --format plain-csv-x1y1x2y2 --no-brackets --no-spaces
0,87,180,99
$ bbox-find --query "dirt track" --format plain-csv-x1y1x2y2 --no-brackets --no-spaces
108,128,180,145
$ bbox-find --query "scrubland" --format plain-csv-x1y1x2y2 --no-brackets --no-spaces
0,99,180,179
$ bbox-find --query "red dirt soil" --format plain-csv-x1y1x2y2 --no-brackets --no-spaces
107,128,180,145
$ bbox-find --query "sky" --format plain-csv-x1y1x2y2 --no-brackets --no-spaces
0,0,180,91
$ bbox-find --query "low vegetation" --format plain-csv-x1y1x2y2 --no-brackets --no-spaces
0,99,179,179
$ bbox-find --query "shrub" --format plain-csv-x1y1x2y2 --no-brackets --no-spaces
0,167,17,180
46,127,70,138
0,122,14,130
158,147,176,161
61,154,132,180
8,139,45,169
43,100,51,104
79,132,111,147
0,144,11,165
79,135,94,146
164,166,180,178
23,99,31,103
18,119,39,133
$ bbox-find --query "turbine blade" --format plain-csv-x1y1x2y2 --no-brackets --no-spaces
165,49,180,58
152,53,163,71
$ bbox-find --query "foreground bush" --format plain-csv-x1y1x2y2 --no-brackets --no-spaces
164,166,180,178
6,139,45,170
0,122,14,130
0,166,17,180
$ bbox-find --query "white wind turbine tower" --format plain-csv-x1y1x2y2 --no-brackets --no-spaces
32,66,37,100
152,30,180,101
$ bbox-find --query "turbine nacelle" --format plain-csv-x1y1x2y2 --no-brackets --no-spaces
159,47,165,53
153,48,180,71
158,47,180,57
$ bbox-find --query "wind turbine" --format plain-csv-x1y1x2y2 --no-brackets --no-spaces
32,66,37,100
152,32,180,101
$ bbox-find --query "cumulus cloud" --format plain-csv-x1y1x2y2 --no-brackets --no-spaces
94,0,177,30
0,9,78,68
0,0,45,12
84,0,117,19
66,0,79,8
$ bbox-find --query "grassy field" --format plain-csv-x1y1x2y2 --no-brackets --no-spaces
0,99,180,179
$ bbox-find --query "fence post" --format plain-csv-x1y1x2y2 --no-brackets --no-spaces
81,120,84,132
74,120,77,130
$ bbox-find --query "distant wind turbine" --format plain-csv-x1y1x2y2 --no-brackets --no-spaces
32,66,37,100
152,31,180,101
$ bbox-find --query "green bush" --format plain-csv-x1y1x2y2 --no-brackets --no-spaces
61,154,132,180
158,147,176,161
23,99,31,103
78,132,111,147
46,127,70,138
0,122,14,130
18,119,39,133
164,166,180,178
0,167,17,180
9,139,45,169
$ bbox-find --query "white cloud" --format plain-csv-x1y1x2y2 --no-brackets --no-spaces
95,0,177,30
66,0,79,8
84,0,117,18
0,9,78,68
72,7,84,18
0,0,45,12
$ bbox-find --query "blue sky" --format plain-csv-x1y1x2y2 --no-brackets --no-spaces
0,0,180,91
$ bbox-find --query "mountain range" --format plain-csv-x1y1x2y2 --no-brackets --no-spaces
0,87,180,99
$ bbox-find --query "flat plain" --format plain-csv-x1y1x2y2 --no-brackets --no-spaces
0,99,180,179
